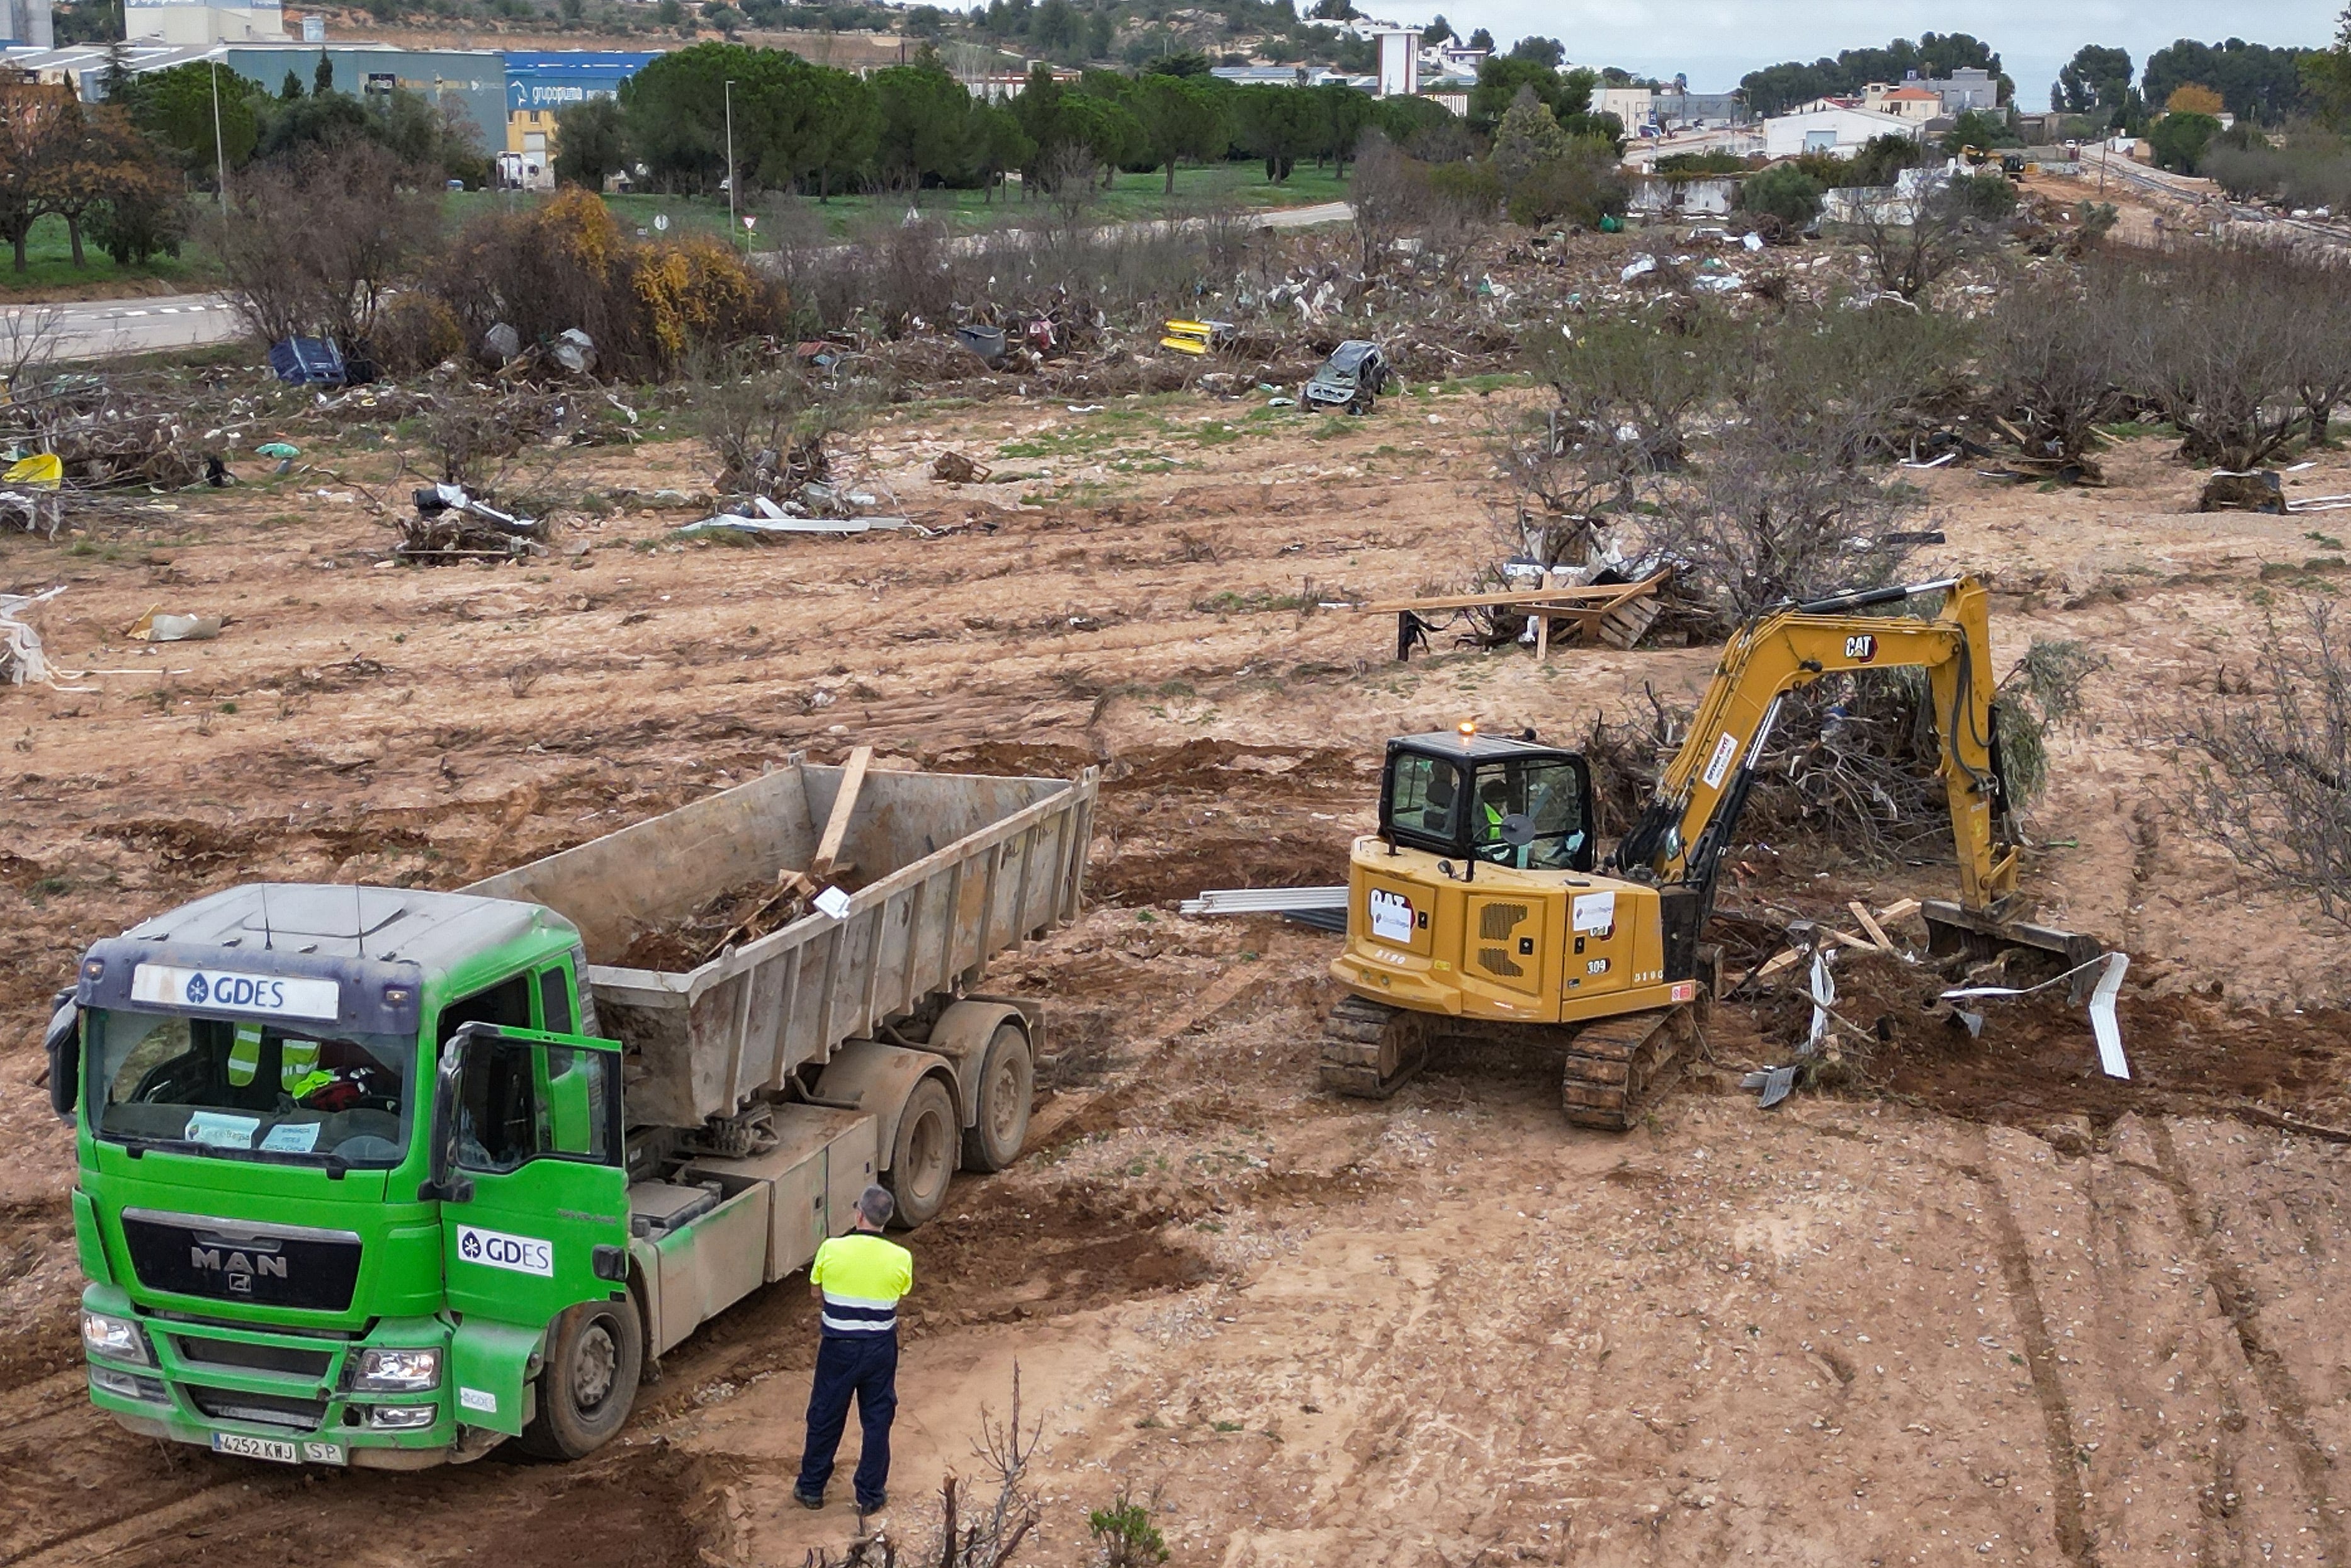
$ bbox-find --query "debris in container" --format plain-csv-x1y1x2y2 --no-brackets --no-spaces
931,451,992,485
126,605,225,642
615,864,862,971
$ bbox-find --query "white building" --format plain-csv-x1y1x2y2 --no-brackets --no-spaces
124,0,283,46
1762,106,1923,159
1373,28,1418,98
1861,82,1942,123
1590,84,1651,130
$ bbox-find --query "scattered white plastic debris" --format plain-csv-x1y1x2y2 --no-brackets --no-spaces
1620,254,1657,281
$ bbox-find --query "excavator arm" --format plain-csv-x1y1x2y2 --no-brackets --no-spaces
1613,575,2019,914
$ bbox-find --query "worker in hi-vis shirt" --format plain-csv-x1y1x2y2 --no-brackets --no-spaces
793,1185,915,1515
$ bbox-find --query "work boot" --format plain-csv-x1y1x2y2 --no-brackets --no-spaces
793,1489,825,1510
856,1492,888,1516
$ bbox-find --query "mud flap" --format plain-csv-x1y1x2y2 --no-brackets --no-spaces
449,1317,543,1438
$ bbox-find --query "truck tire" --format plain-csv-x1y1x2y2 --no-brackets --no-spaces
517,1289,644,1461
885,1076,957,1229
959,1020,1033,1174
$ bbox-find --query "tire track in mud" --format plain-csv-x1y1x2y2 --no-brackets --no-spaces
1958,1142,2098,1568
2143,1120,2349,1564
0,1477,302,1568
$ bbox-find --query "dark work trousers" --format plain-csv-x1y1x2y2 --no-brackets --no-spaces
796,1331,899,1509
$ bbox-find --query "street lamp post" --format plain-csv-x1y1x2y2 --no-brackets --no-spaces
209,60,228,211
723,79,739,255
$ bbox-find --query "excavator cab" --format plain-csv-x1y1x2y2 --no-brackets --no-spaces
1378,734,1596,873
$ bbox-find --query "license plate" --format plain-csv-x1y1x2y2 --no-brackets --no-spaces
212,1431,298,1464
210,1433,345,1465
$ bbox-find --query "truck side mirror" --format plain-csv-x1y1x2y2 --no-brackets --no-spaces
419,1039,475,1204
44,990,77,1123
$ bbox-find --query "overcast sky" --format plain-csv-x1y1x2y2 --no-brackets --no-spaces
1419,0,2341,104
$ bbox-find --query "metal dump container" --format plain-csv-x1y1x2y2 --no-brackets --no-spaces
465,762,1096,1127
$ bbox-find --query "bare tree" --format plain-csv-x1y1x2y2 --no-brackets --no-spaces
1976,266,2127,477
1845,171,2014,302
211,144,443,347
1530,300,1728,478
2188,596,2351,928
2109,244,2304,470
697,347,861,497
1642,427,1921,622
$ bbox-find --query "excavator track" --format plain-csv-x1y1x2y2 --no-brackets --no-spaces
1559,1005,1698,1131
1319,995,1431,1099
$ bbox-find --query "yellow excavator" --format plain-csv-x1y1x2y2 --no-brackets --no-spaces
1321,575,2096,1127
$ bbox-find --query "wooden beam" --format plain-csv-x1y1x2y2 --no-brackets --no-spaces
810,746,872,880
1848,901,1896,954
1351,570,1669,616
1877,897,1922,923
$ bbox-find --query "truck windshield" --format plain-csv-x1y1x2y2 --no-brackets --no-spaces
87,1008,414,1168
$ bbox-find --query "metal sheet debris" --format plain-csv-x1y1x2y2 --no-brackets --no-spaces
1180,886,1350,917
1937,951,2131,1080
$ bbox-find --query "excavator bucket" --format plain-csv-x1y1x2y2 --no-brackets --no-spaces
1920,900,2105,1001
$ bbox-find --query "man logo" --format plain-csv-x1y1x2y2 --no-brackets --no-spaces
459,1232,483,1260
190,1246,287,1293
1844,633,1877,663
183,973,209,1005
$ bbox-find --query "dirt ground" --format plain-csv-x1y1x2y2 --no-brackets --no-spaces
4,359,2351,1567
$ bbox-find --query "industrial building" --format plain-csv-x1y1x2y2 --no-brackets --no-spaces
503,49,658,186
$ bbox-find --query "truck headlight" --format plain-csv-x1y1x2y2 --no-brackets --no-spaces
351,1347,441,1392
81,1309,148,1365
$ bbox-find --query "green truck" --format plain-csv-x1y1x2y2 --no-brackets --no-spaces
47,759,1096,1469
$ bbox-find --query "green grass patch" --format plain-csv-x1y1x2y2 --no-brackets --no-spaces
448,164,1350,248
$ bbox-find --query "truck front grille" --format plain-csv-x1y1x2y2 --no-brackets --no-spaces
172,1336,334,1379
121,1210,363,1314
186,1385,330,1431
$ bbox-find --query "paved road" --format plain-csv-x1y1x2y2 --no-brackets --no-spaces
2083,146,2351,249
11,200,1352,364
6,293,242,362
1256,200,1351,228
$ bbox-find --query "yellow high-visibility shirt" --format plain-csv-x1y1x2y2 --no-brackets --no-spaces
810,1229,913,1336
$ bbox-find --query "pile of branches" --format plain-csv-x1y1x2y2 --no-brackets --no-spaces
1572,635,2095,870
8,373,214,489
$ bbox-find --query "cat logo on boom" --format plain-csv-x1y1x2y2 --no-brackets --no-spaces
1844,633,1877,663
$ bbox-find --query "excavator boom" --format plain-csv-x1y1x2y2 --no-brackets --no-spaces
1615,575,2018,915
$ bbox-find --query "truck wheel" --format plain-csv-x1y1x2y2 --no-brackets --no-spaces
885,1077,956,1229
517,1289,643,1461
960,1021,1033,1174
